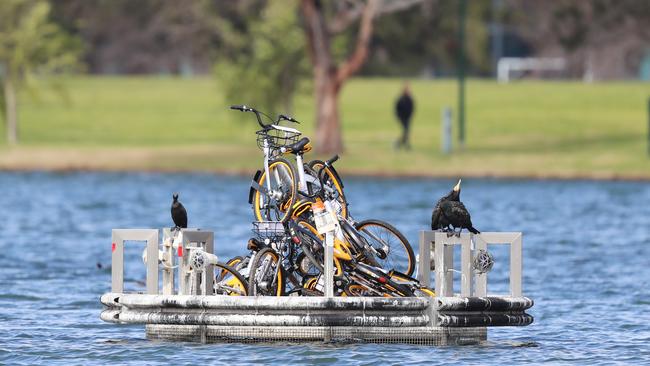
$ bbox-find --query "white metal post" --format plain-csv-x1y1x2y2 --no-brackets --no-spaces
418,230,435,288
434,232,455,297
111,229,159,295
473,235,488,297
111,232,124,294
162,228,175,295
433,232,471,297
324,231,335,297
460,234,473,297
180,229,214,296
510,233,523,297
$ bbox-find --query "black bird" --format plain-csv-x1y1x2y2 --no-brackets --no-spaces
431,179,461,231
440,199,480,236
171,193,188,230
431,179,480,236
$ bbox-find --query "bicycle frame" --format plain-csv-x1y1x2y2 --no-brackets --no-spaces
257,124,325,197
262,138,272,193
311,223,413,297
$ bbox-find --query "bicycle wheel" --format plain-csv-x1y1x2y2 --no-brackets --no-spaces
355,219,415,276
225,256,244,269
252,158,297,223
248,247,285,296
302,276,324,295
296,252,320,277
307,160,348,219
340,219,381,267
295,222,325,274
214,262,248,296
343,283,372,297
299,219,357,278
388,271,435,297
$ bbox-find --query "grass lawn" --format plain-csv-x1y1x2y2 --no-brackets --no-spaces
1,76,649,179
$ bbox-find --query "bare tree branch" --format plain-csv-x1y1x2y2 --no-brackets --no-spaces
329,1,365,34
329,0,427,34
376,0,428,15
335,0,378,86
301,0,335,70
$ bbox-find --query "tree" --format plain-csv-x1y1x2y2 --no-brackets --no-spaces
300,0,429,154
50,0,216,74
214,0,310,114
0,0,80,144
505,0,650,80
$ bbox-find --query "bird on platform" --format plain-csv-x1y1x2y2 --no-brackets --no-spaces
431,179,480,236
440,199,480,237
171,193,188,230
431,179,461,231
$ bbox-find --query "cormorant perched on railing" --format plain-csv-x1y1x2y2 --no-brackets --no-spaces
431,179,480,236
441,199,480,236
431,179,461,231
171,193,187,230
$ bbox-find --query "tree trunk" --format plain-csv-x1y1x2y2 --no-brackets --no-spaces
301,0,382,154
302,0,419,154
314,71,342,154
301,0,344,155
4,78,18,145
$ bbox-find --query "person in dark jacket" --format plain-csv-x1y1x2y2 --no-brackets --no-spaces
395,83,414,149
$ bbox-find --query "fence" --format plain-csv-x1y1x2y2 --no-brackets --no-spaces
417,231,523,297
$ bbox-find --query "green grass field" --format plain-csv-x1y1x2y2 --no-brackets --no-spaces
1,76,649,178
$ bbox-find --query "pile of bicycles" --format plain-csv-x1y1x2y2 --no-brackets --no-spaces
212,105,434,298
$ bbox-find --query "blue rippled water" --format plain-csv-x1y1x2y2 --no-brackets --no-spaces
2,172,650,364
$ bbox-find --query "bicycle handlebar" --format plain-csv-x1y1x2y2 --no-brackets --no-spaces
325,155,339,167
278,114,300,124
229,104,249,111
230,104,300,127
229,104,268,128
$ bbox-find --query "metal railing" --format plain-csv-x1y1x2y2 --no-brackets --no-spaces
111,228,214,296
417,231,523,297
111,229,159,294
112,228,524,299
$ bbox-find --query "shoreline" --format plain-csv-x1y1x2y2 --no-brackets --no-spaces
2,164,650,182
2,145,650,182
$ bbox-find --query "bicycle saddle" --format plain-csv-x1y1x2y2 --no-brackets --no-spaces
285,137,312,154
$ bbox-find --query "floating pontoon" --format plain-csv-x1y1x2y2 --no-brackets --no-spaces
100,228,533,345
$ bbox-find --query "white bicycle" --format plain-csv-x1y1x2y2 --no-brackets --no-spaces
230,105,347,223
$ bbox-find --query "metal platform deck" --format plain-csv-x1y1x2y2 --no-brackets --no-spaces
100,228,533,345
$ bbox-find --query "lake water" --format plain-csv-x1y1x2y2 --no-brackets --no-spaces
1,172,649,365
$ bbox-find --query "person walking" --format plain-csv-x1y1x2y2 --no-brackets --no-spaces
395,83,414,150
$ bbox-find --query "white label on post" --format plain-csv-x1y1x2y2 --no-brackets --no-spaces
314,210,336,235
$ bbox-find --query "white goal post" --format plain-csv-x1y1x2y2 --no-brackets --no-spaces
497,57,566,83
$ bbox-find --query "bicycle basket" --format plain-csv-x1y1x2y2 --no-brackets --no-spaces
256,126,301,152
251,221,286,240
